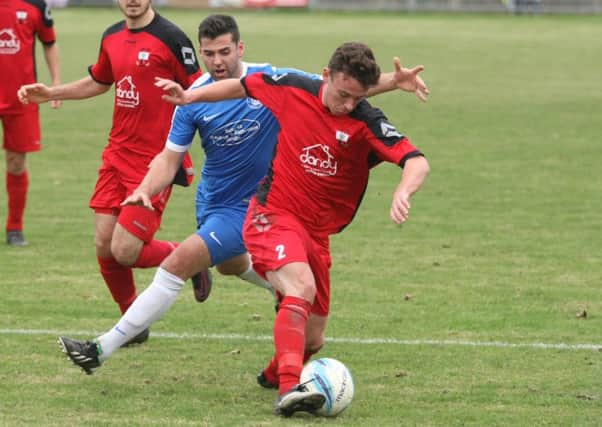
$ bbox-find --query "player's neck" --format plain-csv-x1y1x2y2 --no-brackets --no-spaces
126,8,155,30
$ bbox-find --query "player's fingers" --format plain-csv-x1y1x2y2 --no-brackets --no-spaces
393,57,402,72
410,65,425,75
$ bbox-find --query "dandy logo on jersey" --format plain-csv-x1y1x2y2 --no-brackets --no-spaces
0,29,20,54
16,11,28,23
115,76,140,108
300,144,338,177
209,119,261,147
137,50,150,67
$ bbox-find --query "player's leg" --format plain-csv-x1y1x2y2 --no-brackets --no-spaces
94,233,211,360
217,253,276,298
58,233,212,374
192,208,273,302
94,211,137,314
111,187,176,268
3,110,41,246
91,165,138,314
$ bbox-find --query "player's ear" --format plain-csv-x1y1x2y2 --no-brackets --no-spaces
322,67,330,81
238,40,245,56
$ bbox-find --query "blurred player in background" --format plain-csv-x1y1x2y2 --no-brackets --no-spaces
0,0,61,246
18,0,201,344
52,14,429,394
156,41,431,417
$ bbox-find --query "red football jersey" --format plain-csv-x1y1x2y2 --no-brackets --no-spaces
89,14,201,170
0,0,55,114
241,72,424,236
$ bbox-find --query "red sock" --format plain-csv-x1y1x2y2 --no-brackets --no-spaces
275,295,312,395
6,171,28,231
263,356,279,385
97,256,136,314
133,240,178,268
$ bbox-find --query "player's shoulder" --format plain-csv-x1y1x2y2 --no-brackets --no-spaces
190,73,213,89
22,0,48,12
101,20,126,40
21,0,53,25
146,14,193,46
351,101,406,145
243,62,274,75
261,71,320,96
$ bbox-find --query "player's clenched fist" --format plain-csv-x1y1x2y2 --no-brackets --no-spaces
17,83,52,105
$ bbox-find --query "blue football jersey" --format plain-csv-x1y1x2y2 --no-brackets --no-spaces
166,62,318,219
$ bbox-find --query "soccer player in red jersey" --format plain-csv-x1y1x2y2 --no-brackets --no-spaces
157,41,430,416
0,0,60,246
18,0,201,343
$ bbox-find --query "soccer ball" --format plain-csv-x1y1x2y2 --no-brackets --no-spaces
300,357,355,417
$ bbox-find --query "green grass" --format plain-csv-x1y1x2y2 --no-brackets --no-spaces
1,8,601,426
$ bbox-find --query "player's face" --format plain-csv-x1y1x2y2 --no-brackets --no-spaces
118,0,152,20
321,70,369,116
199,34,244,81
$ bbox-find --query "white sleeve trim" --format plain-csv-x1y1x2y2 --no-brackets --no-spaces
166,139,192,153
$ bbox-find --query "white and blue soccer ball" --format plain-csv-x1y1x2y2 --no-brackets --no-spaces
300,357,355,417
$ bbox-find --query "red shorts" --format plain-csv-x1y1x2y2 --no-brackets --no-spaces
243,198,332,316
1,110,42,153
90,159,172,243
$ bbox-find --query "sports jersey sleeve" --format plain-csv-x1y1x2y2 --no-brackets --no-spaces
240,72,286,116
156,24,201,89
88,36,114,85
171,40,201,89
165,106,195,152
32,0,55,44
360,104,424,168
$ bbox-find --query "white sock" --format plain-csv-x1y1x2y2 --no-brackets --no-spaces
97,267,185,361
238,263,276,298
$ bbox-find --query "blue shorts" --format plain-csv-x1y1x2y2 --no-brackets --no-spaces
197,206,247,266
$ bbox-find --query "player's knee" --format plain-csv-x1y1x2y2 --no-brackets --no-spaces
94,235,113,258
111,240,140,266
6,152,27,175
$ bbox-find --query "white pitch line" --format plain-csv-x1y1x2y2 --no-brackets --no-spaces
0,328,600,351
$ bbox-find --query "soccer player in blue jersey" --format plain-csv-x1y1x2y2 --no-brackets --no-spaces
57,14,429,374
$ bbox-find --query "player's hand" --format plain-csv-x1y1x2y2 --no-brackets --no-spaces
390,189,411,225
17,83,52,105
155,77,189,105
392,57,429,102
50,100,62,109
121,191,154,211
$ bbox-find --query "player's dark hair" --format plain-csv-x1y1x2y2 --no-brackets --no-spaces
198,14,240,43
328,42,381,88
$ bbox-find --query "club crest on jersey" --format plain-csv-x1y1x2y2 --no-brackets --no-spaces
246,97,263,109
115,76,140,108
0,28,20,54
16,11,28,23
137,50,150,67
335,130,350,146
252,212,272,232
300,144,338,177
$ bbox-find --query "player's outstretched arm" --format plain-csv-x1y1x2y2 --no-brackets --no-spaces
156,77,246,105
121,147,186,211
369,57,429,102
389,156,430,224
18,76,110,105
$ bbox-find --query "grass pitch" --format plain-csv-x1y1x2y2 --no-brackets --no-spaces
1,8,601,426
